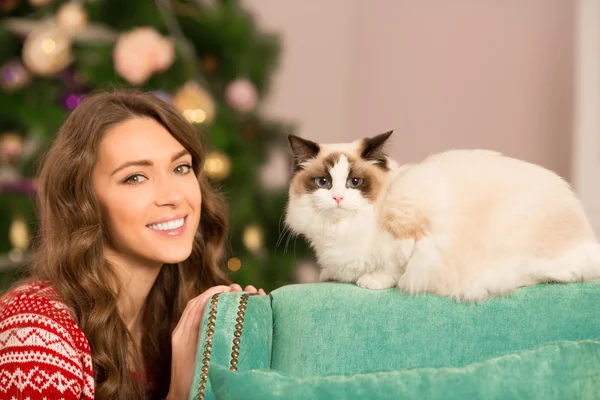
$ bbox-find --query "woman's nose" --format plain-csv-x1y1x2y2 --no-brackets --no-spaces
154,176,183,207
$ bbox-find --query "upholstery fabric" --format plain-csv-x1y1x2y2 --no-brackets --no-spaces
208,339,600,400
190,281,600,400
189,292,272,399
270,282,600,377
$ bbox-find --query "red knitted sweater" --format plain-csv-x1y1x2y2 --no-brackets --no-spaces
0,281,95,399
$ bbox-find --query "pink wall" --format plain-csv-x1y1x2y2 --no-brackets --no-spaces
246,0,575,179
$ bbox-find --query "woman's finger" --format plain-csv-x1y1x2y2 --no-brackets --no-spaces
173,295,204,337
176,291,210,336
229,283,242,291
258,288,266,295
195,286,231,314
244,285,257,292
181,295,206,339
173,286,231,340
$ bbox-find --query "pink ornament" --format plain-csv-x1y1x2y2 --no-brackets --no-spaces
0,133,23,163
225,78,258,112
28,0,52,7
62,92,87,110
259,148,290,190
113,27,175,85
1,60,30,91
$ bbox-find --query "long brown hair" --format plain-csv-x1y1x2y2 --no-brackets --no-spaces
28,89,230,399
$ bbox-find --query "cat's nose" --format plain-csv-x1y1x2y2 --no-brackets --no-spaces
333,196,344,204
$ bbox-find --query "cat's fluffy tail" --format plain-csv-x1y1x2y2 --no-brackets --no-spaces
530,240,600,284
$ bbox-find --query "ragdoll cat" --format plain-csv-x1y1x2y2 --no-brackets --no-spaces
284,131,600,301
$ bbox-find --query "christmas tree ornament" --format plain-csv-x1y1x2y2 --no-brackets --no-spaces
242,224,264,253
203,150,231,180
173,81,216,124
0,0,21,13
0,164,20,184
294,261,320,283
59,68,85,88
61,90,87,110
0,60,30,91
9,216,30,251
225,78,258,112
0,132,24,163
22,25,73,76
21,131,42,160
2,178,37,195
242,119,259,141
259,148,290,190
56,1,88,32
151,90,173,104
113,26,175,85
202,55,218,74
28,0,51,7
227,257,241,271
8,248,24,263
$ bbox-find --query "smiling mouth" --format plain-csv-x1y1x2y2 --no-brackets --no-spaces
147,216,187,233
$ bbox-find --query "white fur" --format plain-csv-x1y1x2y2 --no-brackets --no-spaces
286,147,600,302
285,154,410,287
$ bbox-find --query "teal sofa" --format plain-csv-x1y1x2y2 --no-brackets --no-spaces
189,281,600,400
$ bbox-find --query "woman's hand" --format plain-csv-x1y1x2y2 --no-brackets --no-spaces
167,284,266,400
228,283,266,295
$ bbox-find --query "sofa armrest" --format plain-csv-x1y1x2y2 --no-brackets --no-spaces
189,291,273,400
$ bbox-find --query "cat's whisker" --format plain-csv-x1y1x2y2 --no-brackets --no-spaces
275,224,288,250
293,235,299,259
281,228,295,255
276,209,287,249
284,229,295,255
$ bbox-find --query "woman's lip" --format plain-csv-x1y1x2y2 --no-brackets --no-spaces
147,214,188,226
147,216,187,236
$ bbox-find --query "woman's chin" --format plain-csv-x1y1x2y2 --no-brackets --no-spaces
153,246,194,266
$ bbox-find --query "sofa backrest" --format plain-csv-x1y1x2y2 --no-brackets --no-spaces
269,281,600,378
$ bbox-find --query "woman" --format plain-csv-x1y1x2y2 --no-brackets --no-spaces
0,89,265,399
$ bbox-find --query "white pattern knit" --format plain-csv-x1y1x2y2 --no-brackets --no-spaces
0,281,95,399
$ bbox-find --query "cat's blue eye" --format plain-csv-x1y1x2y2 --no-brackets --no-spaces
314,177,330,188
347,177,363,188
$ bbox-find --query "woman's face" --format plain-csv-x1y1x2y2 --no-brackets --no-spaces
92,117,202,267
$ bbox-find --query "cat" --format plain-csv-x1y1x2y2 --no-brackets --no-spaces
284,131,600,302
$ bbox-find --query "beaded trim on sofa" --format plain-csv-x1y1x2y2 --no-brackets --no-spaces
196,293,221,400
230,293,259,372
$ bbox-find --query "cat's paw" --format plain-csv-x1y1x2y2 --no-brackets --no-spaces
396,273,428,295
356,273,396,290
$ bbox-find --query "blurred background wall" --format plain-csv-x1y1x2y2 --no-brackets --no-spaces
246,0,600,236
245,0,575,177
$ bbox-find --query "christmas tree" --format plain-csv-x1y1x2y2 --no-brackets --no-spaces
0,0,315,292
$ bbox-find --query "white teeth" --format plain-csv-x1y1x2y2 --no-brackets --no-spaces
149,218,185,231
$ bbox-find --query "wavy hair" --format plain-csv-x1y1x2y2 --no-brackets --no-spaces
28,89,230,399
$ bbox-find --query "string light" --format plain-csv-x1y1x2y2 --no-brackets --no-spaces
227,258,241,271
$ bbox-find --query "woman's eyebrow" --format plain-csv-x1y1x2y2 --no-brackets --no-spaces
110,149,191,176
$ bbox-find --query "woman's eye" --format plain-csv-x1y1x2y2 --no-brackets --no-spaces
174,164,192,174
314,177,330,188
124,174,147,184
347,177,363,188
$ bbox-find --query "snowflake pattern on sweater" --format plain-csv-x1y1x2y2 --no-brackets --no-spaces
0,281,95,399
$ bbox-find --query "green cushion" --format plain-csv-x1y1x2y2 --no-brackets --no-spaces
269,281,600,377
208,339,600,400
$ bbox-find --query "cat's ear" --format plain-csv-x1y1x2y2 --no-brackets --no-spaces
288,134,320,172
361,130,393,169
